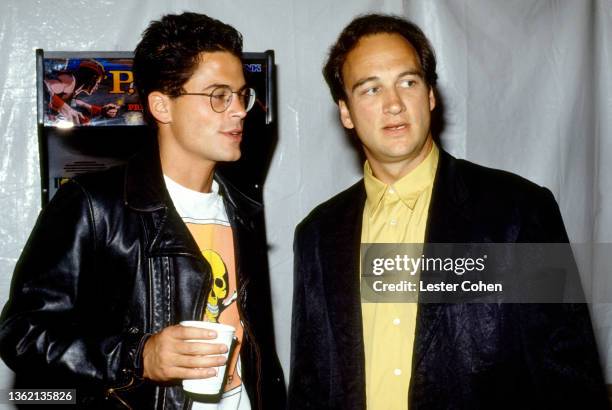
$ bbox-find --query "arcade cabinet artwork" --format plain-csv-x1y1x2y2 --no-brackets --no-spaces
37,49,276,206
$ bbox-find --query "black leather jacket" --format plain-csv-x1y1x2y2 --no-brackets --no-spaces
0,143,286,409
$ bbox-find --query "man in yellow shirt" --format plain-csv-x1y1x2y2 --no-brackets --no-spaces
289,14,607,409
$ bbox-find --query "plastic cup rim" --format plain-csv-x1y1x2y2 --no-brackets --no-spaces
179,320,236,333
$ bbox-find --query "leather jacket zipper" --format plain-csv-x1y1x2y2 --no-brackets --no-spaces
148,258,155,335
106,376,137,409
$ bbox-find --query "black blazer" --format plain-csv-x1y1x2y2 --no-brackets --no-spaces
289,149,607,410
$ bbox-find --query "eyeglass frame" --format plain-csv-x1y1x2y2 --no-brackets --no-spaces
177,85,257,113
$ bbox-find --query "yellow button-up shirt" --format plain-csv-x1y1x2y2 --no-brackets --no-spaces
361,144,439,410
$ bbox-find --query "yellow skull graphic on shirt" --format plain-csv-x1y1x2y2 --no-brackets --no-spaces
202,249,228,322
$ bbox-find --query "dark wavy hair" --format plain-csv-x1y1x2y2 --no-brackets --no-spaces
133,12,243,126
323,13,438,103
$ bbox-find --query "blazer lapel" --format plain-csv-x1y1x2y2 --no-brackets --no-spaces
318,153,473,398
311,150,476,404
412,150,472,372
322,181,368,402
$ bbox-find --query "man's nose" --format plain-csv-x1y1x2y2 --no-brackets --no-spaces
229,94,248,119
383,89,405,115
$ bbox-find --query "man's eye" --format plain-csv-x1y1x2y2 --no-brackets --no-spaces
363,87,380,96
399,79,417,88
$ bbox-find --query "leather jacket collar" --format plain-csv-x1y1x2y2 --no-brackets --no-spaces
124,140,261,223
122,139,262,261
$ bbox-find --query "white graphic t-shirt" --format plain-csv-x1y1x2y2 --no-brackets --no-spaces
164,175,251,410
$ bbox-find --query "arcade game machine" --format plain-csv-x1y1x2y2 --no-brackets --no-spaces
37,49,276,205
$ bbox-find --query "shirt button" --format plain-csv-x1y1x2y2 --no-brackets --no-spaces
393,318,401,326
388,188,395,194
390,219,398,226
394,368,402,376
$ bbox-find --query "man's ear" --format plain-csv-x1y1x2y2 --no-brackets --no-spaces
148,91,172,124
429,87,436,112
339,99,355,129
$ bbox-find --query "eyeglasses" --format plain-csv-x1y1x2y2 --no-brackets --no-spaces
178,86,256,113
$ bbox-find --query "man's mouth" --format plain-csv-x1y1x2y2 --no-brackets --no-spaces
383,123,408,131
222,128,243,138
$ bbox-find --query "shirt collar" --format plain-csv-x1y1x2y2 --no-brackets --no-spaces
364,143,439,215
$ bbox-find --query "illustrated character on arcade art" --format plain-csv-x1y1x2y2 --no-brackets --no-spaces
203,249,237,323
44,59,120,125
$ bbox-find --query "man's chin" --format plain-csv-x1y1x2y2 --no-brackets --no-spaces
219,151,242,163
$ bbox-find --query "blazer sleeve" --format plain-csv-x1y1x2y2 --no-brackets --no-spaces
516,187,608,408
0,180,149,393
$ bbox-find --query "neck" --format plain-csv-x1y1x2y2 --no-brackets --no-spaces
158,135,216,193
366,137,433,184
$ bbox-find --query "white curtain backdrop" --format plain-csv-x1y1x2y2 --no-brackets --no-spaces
0,1,610,406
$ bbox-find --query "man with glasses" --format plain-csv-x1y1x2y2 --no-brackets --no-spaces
0,12,285,409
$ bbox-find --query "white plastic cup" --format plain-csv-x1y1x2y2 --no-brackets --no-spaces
180,321,236,397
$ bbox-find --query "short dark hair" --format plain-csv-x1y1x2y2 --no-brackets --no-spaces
133,12,243,126
323,13,438,103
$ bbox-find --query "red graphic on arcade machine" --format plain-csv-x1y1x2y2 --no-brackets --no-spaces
44,59,120,126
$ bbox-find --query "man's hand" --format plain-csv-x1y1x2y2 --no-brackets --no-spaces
142,324,228,382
